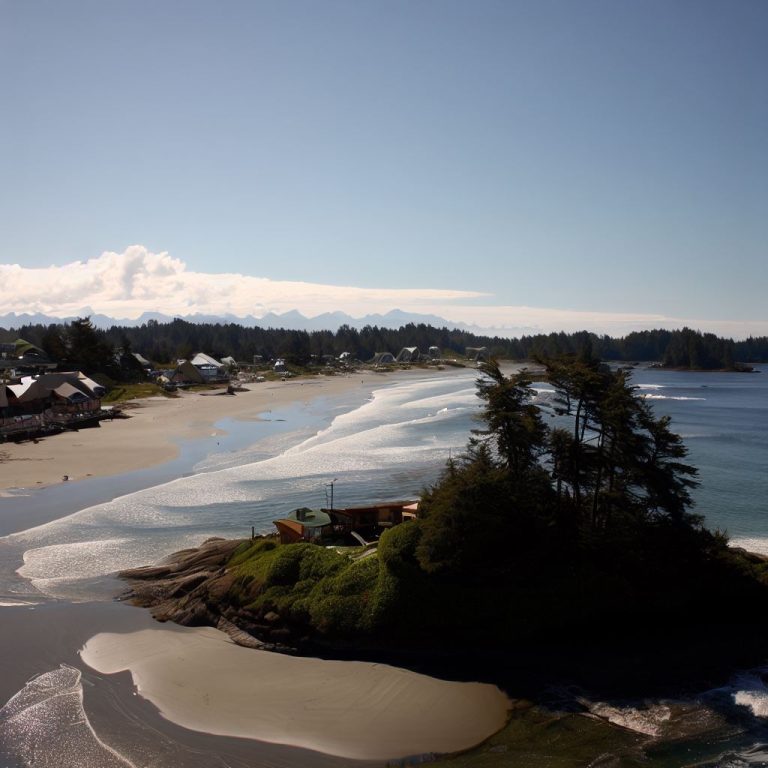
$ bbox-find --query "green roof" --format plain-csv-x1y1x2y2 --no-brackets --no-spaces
284,508,332,528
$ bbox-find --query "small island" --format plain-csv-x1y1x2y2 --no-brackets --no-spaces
121,354,768,702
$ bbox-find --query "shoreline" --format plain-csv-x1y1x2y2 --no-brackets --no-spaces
1,365,515,765
80,624,510,761
0,373,377,494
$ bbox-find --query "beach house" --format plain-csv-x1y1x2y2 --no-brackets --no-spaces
396,347,420,363
273,501,419,545
1,371,106,439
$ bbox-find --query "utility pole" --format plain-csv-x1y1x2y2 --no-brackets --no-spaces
326,478,338,510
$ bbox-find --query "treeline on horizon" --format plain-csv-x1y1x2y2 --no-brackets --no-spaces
2,317,767,370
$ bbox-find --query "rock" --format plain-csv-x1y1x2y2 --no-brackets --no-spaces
264,611,280,623
217,617,270,649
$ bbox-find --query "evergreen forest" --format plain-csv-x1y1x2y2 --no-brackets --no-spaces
2,317,768,380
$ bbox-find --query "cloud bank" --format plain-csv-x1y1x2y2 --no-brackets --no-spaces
1,246,482,319
2,246,765,338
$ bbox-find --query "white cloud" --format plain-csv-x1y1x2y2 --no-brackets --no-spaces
1,245,484,319
2,246,766,338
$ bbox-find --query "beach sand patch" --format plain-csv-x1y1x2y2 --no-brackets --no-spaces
81,625,509,760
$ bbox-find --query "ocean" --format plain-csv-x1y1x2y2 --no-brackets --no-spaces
1,364,767,767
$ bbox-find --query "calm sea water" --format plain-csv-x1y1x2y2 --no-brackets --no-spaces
1,364,767,767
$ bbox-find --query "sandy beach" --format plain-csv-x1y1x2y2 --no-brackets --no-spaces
81,625,510,760
0,374,371,493
0,364,514,767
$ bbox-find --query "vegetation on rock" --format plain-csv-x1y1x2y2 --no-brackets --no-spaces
123,354,768,677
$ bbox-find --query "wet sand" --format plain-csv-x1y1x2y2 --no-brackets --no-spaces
81,625,510,761
0,375,367,493
0,602,381,768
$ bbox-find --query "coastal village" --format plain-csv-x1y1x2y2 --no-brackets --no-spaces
0,332,488,444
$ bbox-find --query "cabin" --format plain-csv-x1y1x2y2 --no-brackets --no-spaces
171,360,205,384
371,352,395,366
191,352,228,382
0,339,57,375
396,347,420,363
465,346,489,362
1,371,105,439
328,501,418,542
273,501,419,545
273,508,333,544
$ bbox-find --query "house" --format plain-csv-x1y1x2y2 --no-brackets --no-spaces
328,501,418,541
23,372,106,398
396,347,420,363
1,371,105,438
0,339,57,375
371,352,395,366
131,352,153,370
274,508,333,544
273,500,419,545
466,346,489,362
171,360,205,384
428,346,441,359
190,352,228,382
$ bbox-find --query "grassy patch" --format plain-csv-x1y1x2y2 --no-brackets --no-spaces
103,382,177,403
227,541,383,636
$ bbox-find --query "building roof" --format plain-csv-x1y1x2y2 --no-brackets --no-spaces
191,352,223,368
14,339,48,358
54,382,90,402
282,508,332,529
8,379,49,403
172,360,205,383
75,373,106,397
132,352,151,366
21,372,104,399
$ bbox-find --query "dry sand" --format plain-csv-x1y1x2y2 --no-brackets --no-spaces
0,375,368,493
81,625,510,760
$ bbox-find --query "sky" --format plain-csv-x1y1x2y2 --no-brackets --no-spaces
1,0,766,338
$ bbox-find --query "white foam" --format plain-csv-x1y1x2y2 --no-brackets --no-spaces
729,538,768,556
734,689,768,718
733,674,768,718
642,394,706,401
0,665,135,767
2,372,479,596
0,598,40,607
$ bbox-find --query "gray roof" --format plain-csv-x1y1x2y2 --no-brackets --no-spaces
191,352,223,368
54,382,90,402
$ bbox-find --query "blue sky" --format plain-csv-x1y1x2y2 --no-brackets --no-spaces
1,0,766,336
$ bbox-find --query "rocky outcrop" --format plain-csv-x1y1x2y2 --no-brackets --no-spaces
119,537,299,652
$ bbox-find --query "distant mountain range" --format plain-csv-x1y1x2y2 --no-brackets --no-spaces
0,308,515,335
